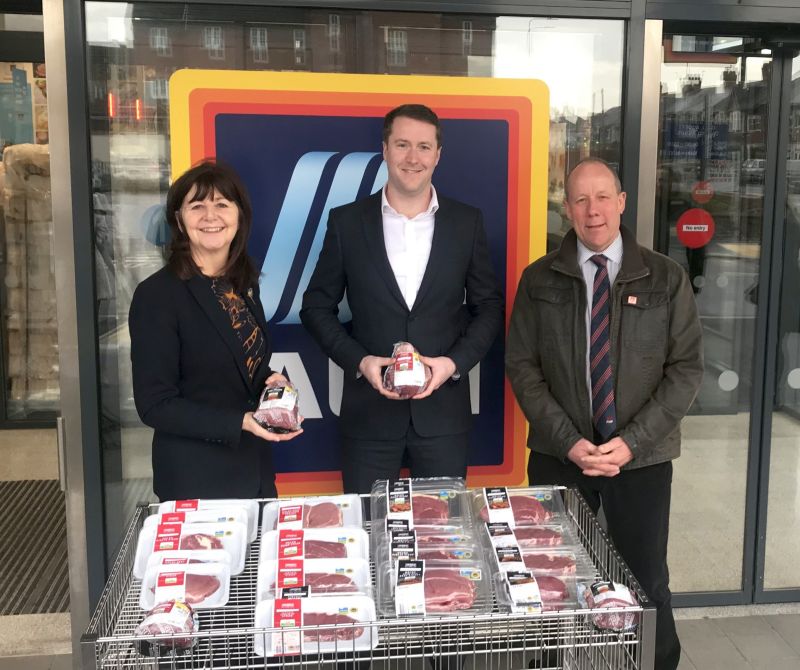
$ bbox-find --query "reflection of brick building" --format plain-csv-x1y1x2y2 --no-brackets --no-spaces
88,8,495,138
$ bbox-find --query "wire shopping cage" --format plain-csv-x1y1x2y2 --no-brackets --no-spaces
82,487,656,669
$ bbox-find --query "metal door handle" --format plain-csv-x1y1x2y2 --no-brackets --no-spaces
56,416,67,492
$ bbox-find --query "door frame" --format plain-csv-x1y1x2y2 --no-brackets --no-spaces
656,24,800,607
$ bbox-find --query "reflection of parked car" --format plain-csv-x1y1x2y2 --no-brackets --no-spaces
742,159,765,184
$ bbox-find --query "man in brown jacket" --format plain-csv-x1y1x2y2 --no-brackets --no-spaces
506,158,703,670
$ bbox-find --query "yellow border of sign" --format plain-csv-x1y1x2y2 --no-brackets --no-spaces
169,69,549,261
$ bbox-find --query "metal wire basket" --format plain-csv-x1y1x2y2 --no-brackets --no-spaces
82,488,655,669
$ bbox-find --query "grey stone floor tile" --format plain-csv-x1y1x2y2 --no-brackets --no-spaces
713,615,774,637
681,636,751,670
0,656,70,670
676,617,727,641
729,631,798,663
763,613,800,654
747,660,800,670
677,653,697,670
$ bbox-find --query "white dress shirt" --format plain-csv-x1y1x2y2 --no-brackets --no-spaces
382,186,439,310
577,233,623,417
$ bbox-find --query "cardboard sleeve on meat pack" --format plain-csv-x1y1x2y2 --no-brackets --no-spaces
261,494,363,534
253,595,378,657
157,499,259,543
494,571,579,613
256,558,372,601
133,521,247,579
140,561,231,610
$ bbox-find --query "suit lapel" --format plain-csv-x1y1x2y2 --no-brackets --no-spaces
361,199,408,311
186,275,254,392
411,205,446,312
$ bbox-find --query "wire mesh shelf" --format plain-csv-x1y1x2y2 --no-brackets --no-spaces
82,488,656,669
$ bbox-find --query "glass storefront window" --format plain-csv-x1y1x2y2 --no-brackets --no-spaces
85,2,624,560
0,60,56,421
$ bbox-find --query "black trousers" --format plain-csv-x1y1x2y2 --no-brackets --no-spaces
341,424,469,494
528,451,680,670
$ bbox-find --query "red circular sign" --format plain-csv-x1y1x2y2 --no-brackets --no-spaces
691,180,714,204
676,208,715,249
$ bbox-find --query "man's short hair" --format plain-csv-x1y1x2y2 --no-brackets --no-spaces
564,157,623,200
383,104,442,147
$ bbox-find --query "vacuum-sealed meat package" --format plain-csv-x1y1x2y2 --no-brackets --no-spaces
578,581,639,631
134,600,199,657
254,384,301,433
383,342,431,398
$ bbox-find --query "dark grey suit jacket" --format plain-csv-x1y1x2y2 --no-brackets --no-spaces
300,191,503,440
129,267,277,500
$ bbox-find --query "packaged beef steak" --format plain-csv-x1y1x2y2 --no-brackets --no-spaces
261,494,363,533
253,384,301,433
471,486,567,527
259,527,370,563
256,557,371,600
157,498,260,543
383,342,431,398
253,595,378,657
140,561,231,610
370,477,469,531
134,600,199,657
578,581,639,631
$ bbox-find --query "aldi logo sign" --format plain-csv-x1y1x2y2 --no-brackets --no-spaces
169,71,549,494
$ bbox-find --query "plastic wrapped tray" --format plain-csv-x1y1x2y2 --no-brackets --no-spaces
494,572,579,613
257,558,372,601
376,559,492,618
140,561,231,610
470,486,567,527
253,595,378,657
260,528,370,562
262,495,363,533
133,521,247,579
157,499,259,543
370,478,469,530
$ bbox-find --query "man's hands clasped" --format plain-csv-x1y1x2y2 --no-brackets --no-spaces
567,436,633,477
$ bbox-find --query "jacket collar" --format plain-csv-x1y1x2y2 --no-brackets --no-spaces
552,226,649,282
185,273,257,392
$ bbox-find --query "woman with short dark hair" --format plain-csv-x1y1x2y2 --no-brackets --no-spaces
129,160,301,501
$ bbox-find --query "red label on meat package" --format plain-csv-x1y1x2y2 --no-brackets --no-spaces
161,557,190,565
153,522,183,552
156,571,186,588
277,529,305,559
278,504,303,526
161,512,186,524
175,499,199,511
395,353,414,371
276,559,305,589
272,598,302,655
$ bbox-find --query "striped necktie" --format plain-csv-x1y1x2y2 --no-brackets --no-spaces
590,254,617,440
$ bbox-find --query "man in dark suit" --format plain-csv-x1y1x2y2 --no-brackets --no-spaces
301,104,503,493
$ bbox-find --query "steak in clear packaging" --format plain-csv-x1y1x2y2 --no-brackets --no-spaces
514,526,563,547
134,600,198,657
411,494,449,524
424,568,476,611
478,495,551,524
149,573,221,605
303,502,343,528
383,342,431,398
536,575,569,608
522,552,576,574
254,384,301,433
305,539,348,559
179,533,224,551
303,612,364,641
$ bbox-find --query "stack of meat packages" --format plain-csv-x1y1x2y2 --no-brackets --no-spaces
130,499,259,656
473,487,597,613
371,477,491,618
254,495,377,657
